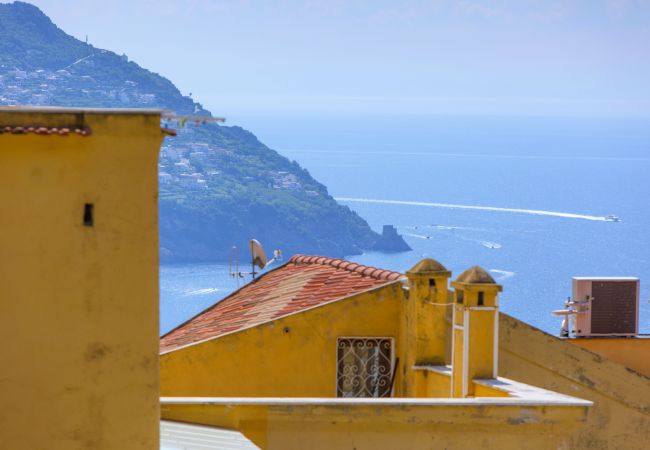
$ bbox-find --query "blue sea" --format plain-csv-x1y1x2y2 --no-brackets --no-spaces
161,114,650,337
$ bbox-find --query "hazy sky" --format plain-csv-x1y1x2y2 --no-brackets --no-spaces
25,0,650,118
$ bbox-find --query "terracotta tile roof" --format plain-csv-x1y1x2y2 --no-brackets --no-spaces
0,125,92,136
160,255,403,353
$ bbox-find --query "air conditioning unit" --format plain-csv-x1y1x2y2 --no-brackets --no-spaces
571,277,639,337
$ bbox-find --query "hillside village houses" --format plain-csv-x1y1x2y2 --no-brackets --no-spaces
159,142,307,192
0,65,159,107
2,65,314,196
160,143,216,190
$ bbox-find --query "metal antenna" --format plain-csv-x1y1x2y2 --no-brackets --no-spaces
229,245,241,289
229,240,282,286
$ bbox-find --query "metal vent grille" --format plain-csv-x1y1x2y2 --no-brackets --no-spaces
591,281,637,334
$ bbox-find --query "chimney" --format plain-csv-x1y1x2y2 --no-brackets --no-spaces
403,258,452,394
450,266,502,398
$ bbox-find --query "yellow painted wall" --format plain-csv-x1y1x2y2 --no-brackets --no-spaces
161,399,589,450
569,338,650,377
499,313,650,450
161,284,406,397
414,368,452,397
467,310,496,378
473,382,510,398
0,108,163,449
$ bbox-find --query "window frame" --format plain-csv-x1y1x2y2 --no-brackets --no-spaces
335,336,396,398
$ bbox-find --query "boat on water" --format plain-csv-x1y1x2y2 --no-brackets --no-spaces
605,214,621,222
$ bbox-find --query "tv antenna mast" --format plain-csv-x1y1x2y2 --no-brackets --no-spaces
230,239,282,288
160,113,226,136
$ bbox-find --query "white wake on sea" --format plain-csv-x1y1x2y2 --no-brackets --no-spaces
403,230,501,250
481,241,502,249
490,269,515,280
431,225,480,231
404,233,432,240
183,287,221,297
336,197,611,222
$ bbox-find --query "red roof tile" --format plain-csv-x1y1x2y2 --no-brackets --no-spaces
0,125,92,136
160,255,403,353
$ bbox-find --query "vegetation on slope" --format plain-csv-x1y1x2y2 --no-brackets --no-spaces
0,1,380,261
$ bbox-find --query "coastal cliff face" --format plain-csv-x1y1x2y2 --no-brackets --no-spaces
157,124,378,262
0,1,381,261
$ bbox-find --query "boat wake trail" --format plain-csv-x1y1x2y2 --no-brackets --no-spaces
490,269,515,280
481,241,502,249
336,197,611,222
404,233,432,240
183,287,221,297
404,230,502,249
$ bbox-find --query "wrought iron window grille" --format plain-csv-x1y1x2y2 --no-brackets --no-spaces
336,337,393,398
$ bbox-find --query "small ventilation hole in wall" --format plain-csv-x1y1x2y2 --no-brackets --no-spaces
83,203,94,227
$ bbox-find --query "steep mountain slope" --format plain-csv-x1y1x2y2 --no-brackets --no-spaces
0,1,380,261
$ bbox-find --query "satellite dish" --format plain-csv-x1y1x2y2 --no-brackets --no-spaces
249,239,268,270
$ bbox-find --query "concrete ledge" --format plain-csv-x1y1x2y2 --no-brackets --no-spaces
413,364,452,376
161,396,592,449
161,394,591,408
474,377,593,404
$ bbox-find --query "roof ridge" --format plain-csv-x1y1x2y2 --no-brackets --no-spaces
288,254,403,281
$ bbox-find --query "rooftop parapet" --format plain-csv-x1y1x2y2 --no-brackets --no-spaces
161,392,591,450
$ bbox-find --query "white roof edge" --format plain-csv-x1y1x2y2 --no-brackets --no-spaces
160,396,592,408
572,276,639,281
0,106,165,114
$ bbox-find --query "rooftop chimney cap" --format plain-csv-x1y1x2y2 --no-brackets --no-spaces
407,258,450,276
454,266,497,285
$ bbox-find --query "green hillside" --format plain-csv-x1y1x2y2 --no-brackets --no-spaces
0,1,380,261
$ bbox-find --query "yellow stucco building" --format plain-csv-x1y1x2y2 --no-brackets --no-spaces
160,255,629,449
0,107,165,449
